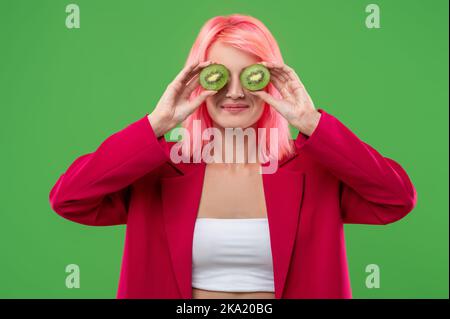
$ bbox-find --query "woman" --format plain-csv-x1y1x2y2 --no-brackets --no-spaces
49,14,417,299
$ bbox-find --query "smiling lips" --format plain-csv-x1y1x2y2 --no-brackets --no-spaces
221,104,249,113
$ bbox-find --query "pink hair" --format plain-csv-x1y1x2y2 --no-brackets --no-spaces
181,14,295,161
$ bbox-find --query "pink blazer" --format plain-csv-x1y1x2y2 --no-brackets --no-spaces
49,108,417,299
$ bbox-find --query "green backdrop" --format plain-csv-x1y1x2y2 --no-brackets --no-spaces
0,0,448,298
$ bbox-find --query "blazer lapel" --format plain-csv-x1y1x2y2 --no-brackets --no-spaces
161,158,305,299
262,167,305,298
161,162,206,299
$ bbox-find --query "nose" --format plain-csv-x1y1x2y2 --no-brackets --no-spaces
225,74,245,99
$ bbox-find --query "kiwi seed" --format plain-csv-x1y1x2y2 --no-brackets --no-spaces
240,64,270,91
199,64,230,91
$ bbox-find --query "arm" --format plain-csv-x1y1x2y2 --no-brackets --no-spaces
50,59,219,226
49,115,171,226
294,109,417,225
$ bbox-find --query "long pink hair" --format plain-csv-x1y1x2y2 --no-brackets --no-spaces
182,14,295,161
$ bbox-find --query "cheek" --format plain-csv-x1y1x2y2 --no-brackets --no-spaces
252,100,266,118
205,97,218,115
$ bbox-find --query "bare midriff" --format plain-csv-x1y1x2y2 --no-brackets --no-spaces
192,288,275,299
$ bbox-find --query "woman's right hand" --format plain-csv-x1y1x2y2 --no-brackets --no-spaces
148,60,217,137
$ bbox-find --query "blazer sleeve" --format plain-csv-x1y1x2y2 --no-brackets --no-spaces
294,108,417,225
49,115,171,226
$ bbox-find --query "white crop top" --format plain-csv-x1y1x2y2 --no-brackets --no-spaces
192,218,275,292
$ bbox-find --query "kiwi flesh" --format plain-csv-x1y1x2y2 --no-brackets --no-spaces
199,64,230,91
240,64,270,91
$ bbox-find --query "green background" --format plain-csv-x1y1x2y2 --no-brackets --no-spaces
0,0,448,298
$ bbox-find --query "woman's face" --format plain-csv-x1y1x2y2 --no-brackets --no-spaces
205,41,265,129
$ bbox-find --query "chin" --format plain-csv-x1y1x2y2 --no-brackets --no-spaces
216,120,251,129
210,114,259,129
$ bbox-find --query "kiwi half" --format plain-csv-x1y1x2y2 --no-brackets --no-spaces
240,64,270,91
199,64,230,91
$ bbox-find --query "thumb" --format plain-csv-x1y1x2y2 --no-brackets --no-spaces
249,90,280,110
191,91,217,108
186,90,217,113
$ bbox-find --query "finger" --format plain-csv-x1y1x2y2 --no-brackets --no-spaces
258,61,275,69
258,61,285,73
270,66,290,82
265,62,298,83
257,61,301,98
270,68,289,83
280,64,305,88
257,61,290,83
260,61,312,105
172,60,212,88
272,64,311,103
288,80,313,105
168,60,214,100
278,64,298,83
269,64,308,101
172,61,199,86
180,73,200,99
248,90,282,112
288,80,305,101
275,67,293,83
183,60,214,85
187,90,217,113
270,75,291,100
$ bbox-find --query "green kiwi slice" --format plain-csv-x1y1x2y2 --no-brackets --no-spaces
199,63,230,91
240,64,270,91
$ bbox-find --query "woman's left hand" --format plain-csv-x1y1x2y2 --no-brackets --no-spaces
247,61,321,136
